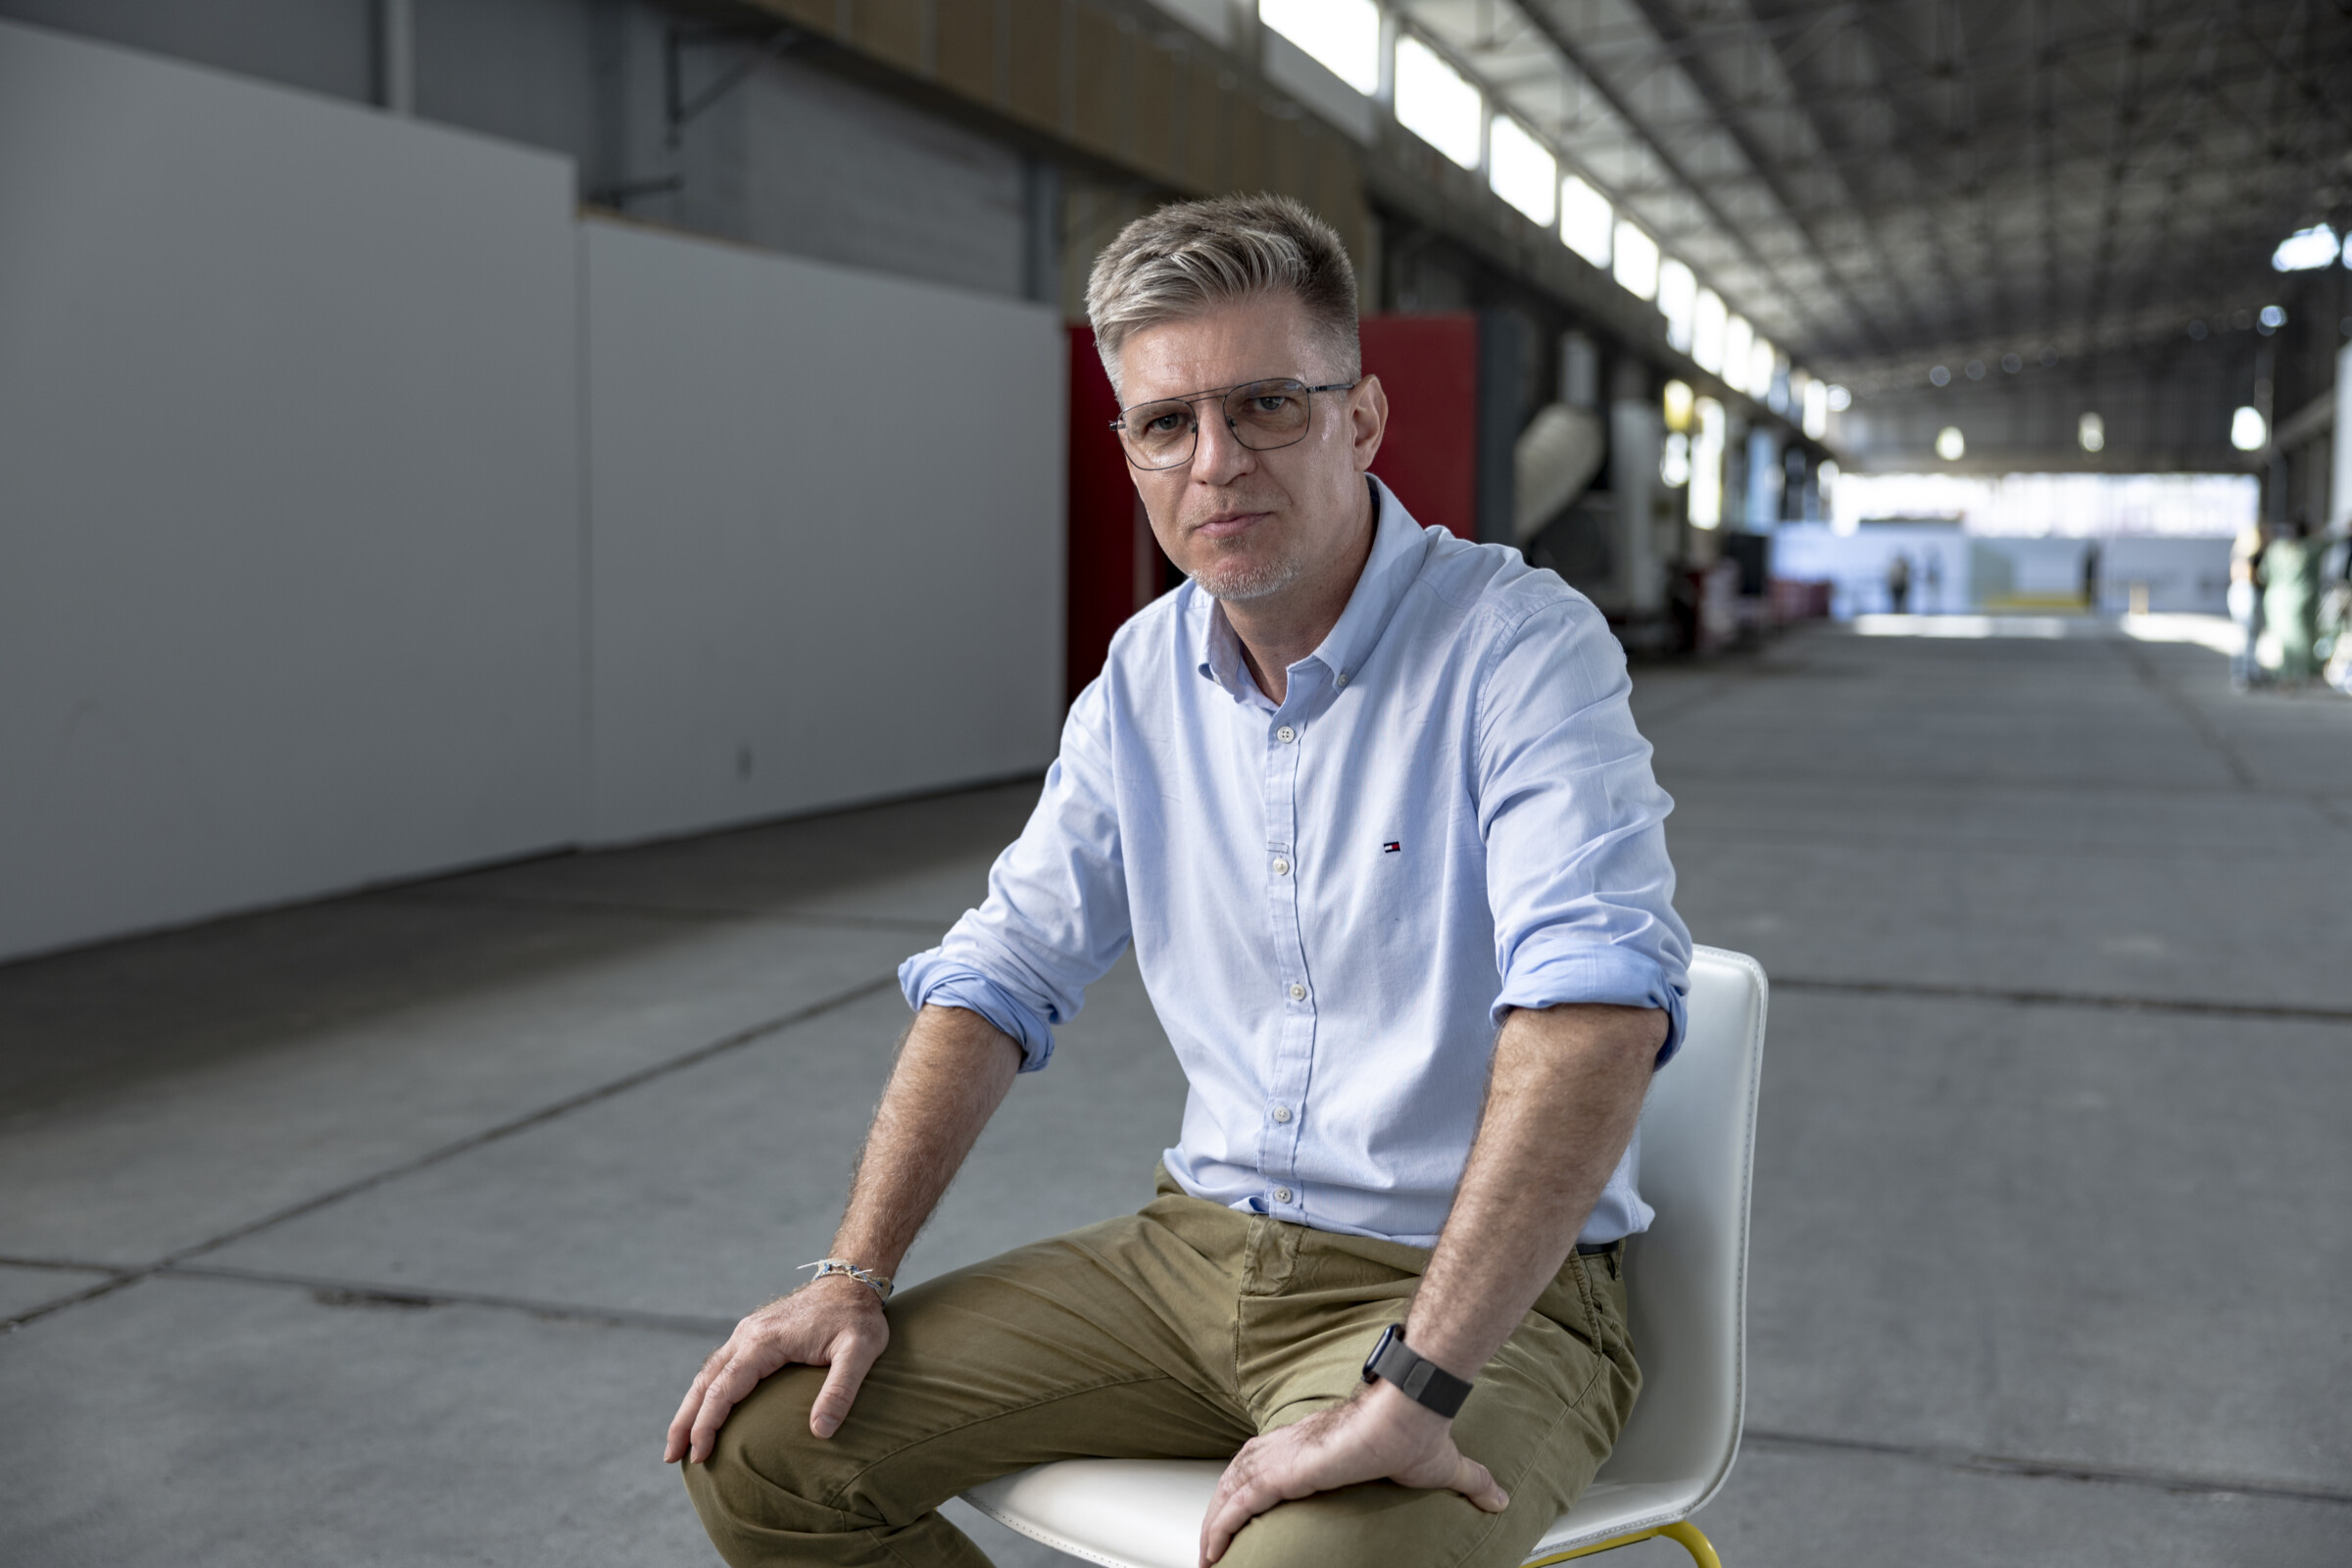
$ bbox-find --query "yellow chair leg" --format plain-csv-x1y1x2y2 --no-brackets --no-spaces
1526,1518,1721,1568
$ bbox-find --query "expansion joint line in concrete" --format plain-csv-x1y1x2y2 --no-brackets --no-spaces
1744,1428,2352,1508
1775,975,2352,1026
389,885,945,933
0,971,902,1335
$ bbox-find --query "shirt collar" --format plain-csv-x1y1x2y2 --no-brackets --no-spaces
1194,475,1431,704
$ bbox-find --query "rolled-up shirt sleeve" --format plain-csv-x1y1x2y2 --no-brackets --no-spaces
1474,593,1692,1064
898,674,1132,1071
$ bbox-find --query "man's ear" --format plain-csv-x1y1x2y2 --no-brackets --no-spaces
1349,374,1390,473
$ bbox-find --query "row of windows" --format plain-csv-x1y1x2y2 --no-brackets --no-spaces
1257,0,1843,434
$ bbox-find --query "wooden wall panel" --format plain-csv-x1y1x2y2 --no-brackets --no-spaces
1129,38,1177,185
1183,61,1222,192
931,0,996,104
1005,0,1060,131
1070,3,1125,162
852,0,925,73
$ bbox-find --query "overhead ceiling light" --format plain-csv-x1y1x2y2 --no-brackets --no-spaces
1929,365,1951,387
1691,289,1727,375
1689,397,1726,528
1613,220,1660,301
2002,353,2023,373
1487,115,1557,225
1657,258,1696,353
2272,223,2340,271
1662,378,1694,432
1802,378,1828,439
1558,174,1613,269
1394,35,1483,170
2230,406,2267,452
1722,315,1754,392
1936,426,1966,462
2079,412,2105,453
1825,384,1851,413
2259,305,2287,329
1659,431,1691,488
1259,0,1381,94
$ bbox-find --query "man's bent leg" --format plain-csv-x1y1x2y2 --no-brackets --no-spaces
684,1213,1254,1568
1219,1242,1641,1568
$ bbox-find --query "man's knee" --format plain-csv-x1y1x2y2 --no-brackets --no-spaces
682,1366,879,1550
1217,1482,1535,1568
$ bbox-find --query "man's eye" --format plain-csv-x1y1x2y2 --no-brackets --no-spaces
1251,396,1295,414
1145,412,1188,435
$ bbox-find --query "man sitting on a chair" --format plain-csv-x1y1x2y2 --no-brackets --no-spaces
667,194,1691,1568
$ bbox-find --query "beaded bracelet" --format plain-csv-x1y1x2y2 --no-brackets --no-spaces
800,1257,894,1300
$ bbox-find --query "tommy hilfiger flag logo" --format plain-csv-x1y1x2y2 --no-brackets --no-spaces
1383,841,1401,853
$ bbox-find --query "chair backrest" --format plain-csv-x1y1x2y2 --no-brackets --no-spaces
1594,945,1767,1512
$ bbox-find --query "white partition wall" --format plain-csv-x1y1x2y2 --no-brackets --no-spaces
0,22,584,962
581,218,1064,845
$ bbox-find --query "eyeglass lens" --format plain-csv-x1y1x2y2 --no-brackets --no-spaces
1118,380,1316,469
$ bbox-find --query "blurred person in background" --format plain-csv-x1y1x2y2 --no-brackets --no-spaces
2230,520,2269,690
2322,527,2352,695
664,194,1690,1568
2265,515,2321,687
2081,542,2101,612
1886,551,1912,613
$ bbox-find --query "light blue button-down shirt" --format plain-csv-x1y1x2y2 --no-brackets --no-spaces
902,478,1690,1246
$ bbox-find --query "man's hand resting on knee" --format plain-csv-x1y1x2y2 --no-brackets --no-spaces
664,1275,888,1463
664,1004,1025,1467
1198,1379,1505,1566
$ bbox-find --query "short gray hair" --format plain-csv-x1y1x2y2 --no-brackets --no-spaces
1085,193,1359,397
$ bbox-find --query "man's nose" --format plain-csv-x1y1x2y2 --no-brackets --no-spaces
1190,407,1254,483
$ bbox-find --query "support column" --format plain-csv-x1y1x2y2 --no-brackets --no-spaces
376,0,415,116
1609,359,1664,614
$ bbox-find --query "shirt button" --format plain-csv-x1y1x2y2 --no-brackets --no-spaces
1276,725,1297,743
1274,1188,1294,1203
1289,982,1307,1002
1272,857,1291,876
1335,673,1348,688
1272,1105,1294,1123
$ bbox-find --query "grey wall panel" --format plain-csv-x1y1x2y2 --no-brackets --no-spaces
736,54,1030,300
582,217,1063,846
0,0,373,103
0,21,584,962
414,0,601,171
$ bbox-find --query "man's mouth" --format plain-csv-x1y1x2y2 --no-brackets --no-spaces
1195,510,1271,540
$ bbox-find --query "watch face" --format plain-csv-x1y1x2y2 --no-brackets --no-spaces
1362,1322,1400,1382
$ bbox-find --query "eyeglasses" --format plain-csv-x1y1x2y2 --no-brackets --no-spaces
1110,377,1359,470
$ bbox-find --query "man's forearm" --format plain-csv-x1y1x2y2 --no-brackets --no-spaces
828,1004,1025,1278
1403,1003,1665,1379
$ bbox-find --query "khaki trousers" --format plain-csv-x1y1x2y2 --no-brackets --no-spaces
684,1170,1640,1568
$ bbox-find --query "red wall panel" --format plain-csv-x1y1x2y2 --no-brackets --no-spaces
1360,313,1480,540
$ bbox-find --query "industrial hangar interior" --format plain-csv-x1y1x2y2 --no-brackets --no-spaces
1,1,2347,1565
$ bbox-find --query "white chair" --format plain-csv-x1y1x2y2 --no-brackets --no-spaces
963,946,1767,1568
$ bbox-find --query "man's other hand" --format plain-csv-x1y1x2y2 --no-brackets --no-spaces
1197,1378,1507,1565
663,1275,888,1464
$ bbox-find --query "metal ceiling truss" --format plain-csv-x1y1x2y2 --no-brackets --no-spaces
1394,0,2352,395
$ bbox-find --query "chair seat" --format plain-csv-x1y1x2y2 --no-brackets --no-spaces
962,1458,1706,1568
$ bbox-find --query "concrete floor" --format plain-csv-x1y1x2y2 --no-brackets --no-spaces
5,622,2349,1566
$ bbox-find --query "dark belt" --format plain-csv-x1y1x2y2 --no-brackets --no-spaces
1576,1240,1620,1255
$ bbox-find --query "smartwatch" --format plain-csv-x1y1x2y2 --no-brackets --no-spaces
1360,1323,1474,1418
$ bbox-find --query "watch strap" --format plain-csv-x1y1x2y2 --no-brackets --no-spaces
1360,1323,1474,1418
